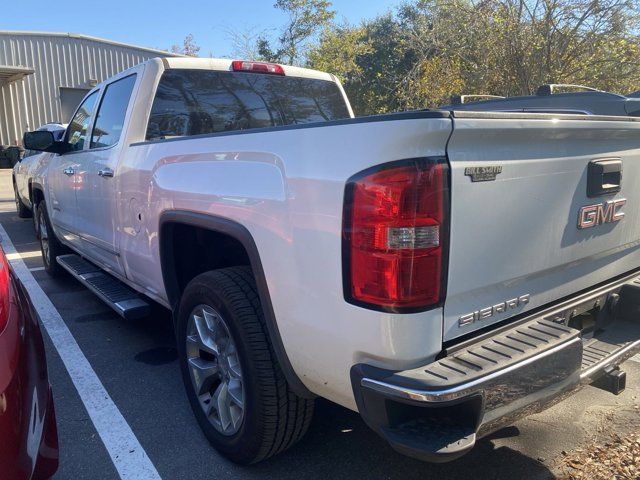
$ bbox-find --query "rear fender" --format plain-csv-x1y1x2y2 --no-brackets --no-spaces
159,211,314,399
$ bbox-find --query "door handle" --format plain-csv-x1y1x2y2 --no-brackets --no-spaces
63,167,75,176
98,168,114,178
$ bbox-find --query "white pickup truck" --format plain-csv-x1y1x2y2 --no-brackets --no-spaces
22,57,640,464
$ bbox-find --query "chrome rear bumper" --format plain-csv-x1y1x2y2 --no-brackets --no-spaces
351,275,640,463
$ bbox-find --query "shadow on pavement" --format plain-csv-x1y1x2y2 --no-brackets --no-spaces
246,400,555,480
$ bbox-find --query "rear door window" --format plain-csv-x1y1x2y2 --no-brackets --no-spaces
91,74,137,149
146,70,350,140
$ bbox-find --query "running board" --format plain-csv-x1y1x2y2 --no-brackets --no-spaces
56,254,150,320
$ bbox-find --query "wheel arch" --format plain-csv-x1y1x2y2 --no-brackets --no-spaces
159,210,314,398
30,181,45,205
12,174,28,208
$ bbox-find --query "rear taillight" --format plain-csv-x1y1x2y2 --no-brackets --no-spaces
232,60,285,76
343,159,449,312
0,246,10,332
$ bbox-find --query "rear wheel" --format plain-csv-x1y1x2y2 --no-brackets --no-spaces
177,266,314,464
36,202,67,277
14,184,31,218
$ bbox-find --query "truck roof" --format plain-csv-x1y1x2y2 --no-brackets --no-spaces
161,57,337,83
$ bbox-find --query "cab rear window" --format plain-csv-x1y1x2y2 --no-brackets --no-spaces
146,69,350,140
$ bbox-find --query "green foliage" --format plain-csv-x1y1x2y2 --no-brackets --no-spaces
256,0,640,114
258,0,335,65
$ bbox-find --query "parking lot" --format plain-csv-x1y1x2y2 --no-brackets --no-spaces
1,169,639,480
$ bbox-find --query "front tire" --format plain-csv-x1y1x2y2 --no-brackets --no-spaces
14,184,31,219
36,202,67,277
32,201,40,238
177,266,314,464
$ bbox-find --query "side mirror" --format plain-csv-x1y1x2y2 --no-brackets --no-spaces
23,131,69,154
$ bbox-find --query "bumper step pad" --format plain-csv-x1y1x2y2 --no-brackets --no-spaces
353,311,640,463
56,254,150,320
580,320,640,380
399,319,577,391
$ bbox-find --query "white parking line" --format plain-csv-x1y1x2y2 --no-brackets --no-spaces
0,224,162,480
6,249,43,260
29,266,45,272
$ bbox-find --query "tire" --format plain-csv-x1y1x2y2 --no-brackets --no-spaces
177,266,314,464
32,201,40,238
14,183,31,219
36,202,68,277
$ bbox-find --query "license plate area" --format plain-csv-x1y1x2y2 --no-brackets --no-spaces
543,276,640,340
446,271,640,354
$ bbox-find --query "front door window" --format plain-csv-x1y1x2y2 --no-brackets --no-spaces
65,91,99,152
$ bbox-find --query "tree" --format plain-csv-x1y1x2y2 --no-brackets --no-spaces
228,26,275,60
257,0,335,65
397,0,640,102
307,25,373,115
171,34,201,57
242,0,640,113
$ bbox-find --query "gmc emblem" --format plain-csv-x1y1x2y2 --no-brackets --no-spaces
578,199,626,229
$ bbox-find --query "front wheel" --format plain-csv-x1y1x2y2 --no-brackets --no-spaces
14,184,31,218
177,266,314,464
36,202,67,277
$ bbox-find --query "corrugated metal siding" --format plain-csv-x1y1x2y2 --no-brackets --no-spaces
0,32,175,146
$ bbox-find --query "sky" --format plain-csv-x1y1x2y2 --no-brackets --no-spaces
5,1,400,56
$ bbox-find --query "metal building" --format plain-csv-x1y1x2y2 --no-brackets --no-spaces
0,31,178,147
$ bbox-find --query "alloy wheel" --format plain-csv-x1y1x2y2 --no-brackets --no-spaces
186,304,245,436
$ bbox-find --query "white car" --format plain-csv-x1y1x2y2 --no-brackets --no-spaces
23,57,640,464
13,123,66,225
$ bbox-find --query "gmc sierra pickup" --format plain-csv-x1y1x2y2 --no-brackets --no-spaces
22,57,640,465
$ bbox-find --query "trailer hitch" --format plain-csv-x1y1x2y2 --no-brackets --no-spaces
592,366,626,395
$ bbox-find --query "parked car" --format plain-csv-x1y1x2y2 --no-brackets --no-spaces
0,243,58,479
23,57,640,464
13,123,66,224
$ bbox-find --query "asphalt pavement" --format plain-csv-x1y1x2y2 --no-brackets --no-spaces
1,169,639,480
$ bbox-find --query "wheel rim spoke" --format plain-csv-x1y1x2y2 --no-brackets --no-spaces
227,378,244,409
187,357,218,395
229,404,242,430
202,309,222,341
186,304,244,436
192,314,218,355
212,381,232,432
227,349,242,379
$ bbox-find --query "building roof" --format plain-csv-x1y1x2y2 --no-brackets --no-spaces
0,65,34,84
0,30,181,57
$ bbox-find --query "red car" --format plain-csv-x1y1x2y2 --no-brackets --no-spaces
0,244,58,479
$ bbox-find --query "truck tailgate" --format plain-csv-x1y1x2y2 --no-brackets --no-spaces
444,112,640,342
